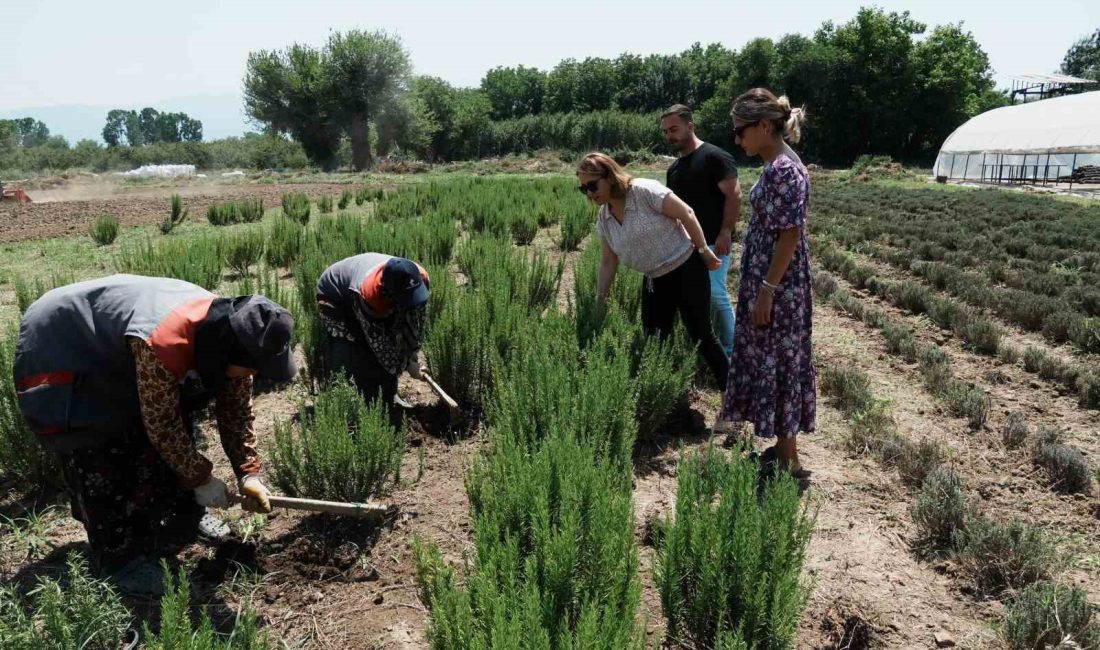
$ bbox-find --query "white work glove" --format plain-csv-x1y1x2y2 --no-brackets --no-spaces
239,475,273,514
193,476,230,508
406,355,425,380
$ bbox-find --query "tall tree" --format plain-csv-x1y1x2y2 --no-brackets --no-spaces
325,30,412,170
244,44,344,170
481,65,546,119
1061,28,1100,81
102,110,131,147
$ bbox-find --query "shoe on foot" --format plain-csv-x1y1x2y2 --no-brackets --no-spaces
107,555,165,596
197,513,231,543
393,394,414,409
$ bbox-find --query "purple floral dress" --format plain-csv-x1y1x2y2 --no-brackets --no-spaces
720,153,816,438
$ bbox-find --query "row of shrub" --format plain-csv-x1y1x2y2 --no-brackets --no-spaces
813,240,1100,409
816,352,1097,648
811,179,1100,354
813,271,992,429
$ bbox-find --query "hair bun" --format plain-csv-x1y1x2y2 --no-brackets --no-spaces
776,95,793,117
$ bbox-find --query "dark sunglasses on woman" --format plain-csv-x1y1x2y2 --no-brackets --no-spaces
576,179,600,194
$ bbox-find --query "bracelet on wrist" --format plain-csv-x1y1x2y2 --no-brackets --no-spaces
762,280,780,292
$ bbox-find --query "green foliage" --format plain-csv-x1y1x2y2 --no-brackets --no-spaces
264,215,303,267
955,517,1059,596
317,195,334,214
911,468,968,551
558,200,592,251
244,30,411,170
656,445,815,650
0,328,61,493
161,194,189,234
1003,581,1098,650
271,379,404,502
280,192,311,224
222,230,266,278
89,215,119,245
0,554,130,650
510,211,538,245
207,202,239,226
337,189,352,210
144,563,269,650
1060,28,1100,81
237,198,264,223
415,433,642,649
116,236,223,290
633,331,696,440
12,273,75,314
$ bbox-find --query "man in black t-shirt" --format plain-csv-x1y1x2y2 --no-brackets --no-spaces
662,104,742,357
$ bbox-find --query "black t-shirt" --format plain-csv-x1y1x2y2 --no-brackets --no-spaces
666,142,739,244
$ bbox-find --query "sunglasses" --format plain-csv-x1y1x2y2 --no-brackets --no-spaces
576,179,601,194
733,121,759,139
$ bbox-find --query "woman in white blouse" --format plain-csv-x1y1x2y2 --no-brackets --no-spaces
578,152,729,390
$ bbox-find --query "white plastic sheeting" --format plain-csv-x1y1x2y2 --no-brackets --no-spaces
121,164,197,178
933,92,1100,180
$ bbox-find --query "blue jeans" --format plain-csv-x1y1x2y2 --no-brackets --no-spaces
709,245,735,357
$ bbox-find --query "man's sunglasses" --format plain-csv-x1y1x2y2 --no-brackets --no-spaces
576,179,601,194
733,121,759,139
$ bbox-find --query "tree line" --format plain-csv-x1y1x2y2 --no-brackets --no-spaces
3,13,1097,174
244,8,1019,169
101,108,203,147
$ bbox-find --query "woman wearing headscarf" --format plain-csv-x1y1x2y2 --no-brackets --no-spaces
14,274,296,593
315,253,430,409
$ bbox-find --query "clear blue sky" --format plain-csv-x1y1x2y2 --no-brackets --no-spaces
3,0,1096,111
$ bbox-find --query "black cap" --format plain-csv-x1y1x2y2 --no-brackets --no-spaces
228,296,297,383
381,258,429,308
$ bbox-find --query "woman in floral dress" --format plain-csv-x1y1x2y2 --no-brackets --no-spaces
719,88,815,475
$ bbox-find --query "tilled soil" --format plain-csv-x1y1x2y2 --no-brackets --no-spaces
0,182,355,242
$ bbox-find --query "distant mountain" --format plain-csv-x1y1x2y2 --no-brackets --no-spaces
0,93,251,144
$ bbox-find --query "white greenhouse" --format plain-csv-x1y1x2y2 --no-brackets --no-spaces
933,90,1100,186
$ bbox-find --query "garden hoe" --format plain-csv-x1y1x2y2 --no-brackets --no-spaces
229,493,394,521
421,371,463,426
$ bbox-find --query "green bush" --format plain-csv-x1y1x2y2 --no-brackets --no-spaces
1031,427,1093,494
12,273,74,314
0,554,130,650
0,328,60,491
317,195,334,214
337,189,352,210
280,192,310,224
911,467,968,551
955,516,1058,596
264,215,302,268
116,236,223,290
89,215,119,245
414,432,642,649
207,201,239,226
510,212,538,245
222,230,265,278
559,201,593,251
271,379,404,502
633,331,696,440
656,445,815,650
144,563,270,650
1003,581,1098,650
160,194,189,234
237,198,264,223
